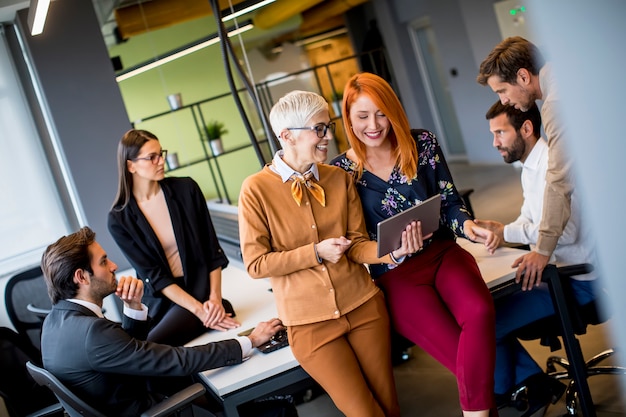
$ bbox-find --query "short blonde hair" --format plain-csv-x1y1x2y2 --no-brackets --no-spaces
269,90,328,145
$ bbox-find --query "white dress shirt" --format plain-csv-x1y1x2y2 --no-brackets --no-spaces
504,138,595,280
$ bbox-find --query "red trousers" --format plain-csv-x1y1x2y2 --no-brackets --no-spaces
378,238,496,412
288,292,400,417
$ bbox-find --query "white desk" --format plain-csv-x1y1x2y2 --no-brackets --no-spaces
186,267,311,416
458,238,527,295
189,241,528,416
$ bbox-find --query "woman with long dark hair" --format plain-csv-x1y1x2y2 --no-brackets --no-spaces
108,129,238,346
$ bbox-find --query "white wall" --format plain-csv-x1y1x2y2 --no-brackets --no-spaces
527,0,626,397
372,0,505,164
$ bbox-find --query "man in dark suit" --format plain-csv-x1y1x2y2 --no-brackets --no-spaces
40,226,283,417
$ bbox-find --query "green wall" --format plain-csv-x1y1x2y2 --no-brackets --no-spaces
110,16,269,204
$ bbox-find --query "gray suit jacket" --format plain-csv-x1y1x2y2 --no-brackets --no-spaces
41,300,242,416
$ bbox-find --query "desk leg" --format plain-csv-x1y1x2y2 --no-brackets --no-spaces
208,367,312,417
545,266,596,417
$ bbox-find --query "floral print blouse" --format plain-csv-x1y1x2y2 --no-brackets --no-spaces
330,129,472,278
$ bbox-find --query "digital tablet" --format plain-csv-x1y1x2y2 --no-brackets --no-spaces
376,194,441,257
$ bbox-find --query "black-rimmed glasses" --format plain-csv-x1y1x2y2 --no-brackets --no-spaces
288,122,336,138
131,149,167,165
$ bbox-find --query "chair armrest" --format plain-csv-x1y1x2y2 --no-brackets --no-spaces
140,382,206,417
557,263,593,277
25,402,64,417
27,304,51,319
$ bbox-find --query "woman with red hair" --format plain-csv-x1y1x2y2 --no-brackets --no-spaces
331,72,500,417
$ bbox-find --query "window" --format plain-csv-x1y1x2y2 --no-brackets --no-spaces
0,29,69,274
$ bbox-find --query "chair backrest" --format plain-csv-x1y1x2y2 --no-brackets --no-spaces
0,327,60,417
514,263,601,351
26,361,107,417
4,266,52,351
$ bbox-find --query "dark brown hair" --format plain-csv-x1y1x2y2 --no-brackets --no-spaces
41,226,96,304
485,100,542,138
477,36,544,85
111,129,159,211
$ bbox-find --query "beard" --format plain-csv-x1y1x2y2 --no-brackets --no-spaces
515,86,538,112
498,133,526,164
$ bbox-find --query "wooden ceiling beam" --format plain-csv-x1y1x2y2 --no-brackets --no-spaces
114,0,249,40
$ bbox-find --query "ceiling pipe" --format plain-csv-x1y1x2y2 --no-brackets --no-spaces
300,0,369,34
252,0,325,30
113,0,250,39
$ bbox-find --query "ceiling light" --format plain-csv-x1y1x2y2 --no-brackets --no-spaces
271,27,349,54
27,0,51,36
115,21,254,83
222,0,276,22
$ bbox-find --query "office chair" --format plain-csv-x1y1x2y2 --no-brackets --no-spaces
457,188,475,217
512,264,626,417
0,327,63,417
26,361,208,417
4,266,51,351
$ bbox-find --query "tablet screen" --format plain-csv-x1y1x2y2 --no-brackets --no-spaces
376,195,441,257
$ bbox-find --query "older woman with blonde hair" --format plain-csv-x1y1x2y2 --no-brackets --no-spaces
239,90,420,417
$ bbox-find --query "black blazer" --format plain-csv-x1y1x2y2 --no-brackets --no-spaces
41,300,242,417
108,177,229,321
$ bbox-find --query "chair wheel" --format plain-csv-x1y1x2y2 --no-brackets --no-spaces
511,386,529,411
513,397,528,411
565,391,578,416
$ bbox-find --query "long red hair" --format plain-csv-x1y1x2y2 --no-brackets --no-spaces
341,72,418,180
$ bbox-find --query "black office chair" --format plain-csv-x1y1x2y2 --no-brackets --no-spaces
458,188,475,217
512,264,626,417
4,266,52,351
26,361,208,417
0,327,63,417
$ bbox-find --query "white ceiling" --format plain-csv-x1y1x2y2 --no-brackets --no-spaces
0,0,28,22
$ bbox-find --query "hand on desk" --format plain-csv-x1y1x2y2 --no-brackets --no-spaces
201,299,241,331
247,318,286,349
513,251,550,291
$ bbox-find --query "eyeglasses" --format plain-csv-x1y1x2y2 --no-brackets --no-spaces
288,122,336,139
131,149,167,165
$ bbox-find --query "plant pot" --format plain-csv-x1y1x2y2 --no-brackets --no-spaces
331,100,342,116
209,139,224,156
166,152,179,170
166,93,183,110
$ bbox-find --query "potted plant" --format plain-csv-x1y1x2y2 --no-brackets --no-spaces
204,120,228,156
